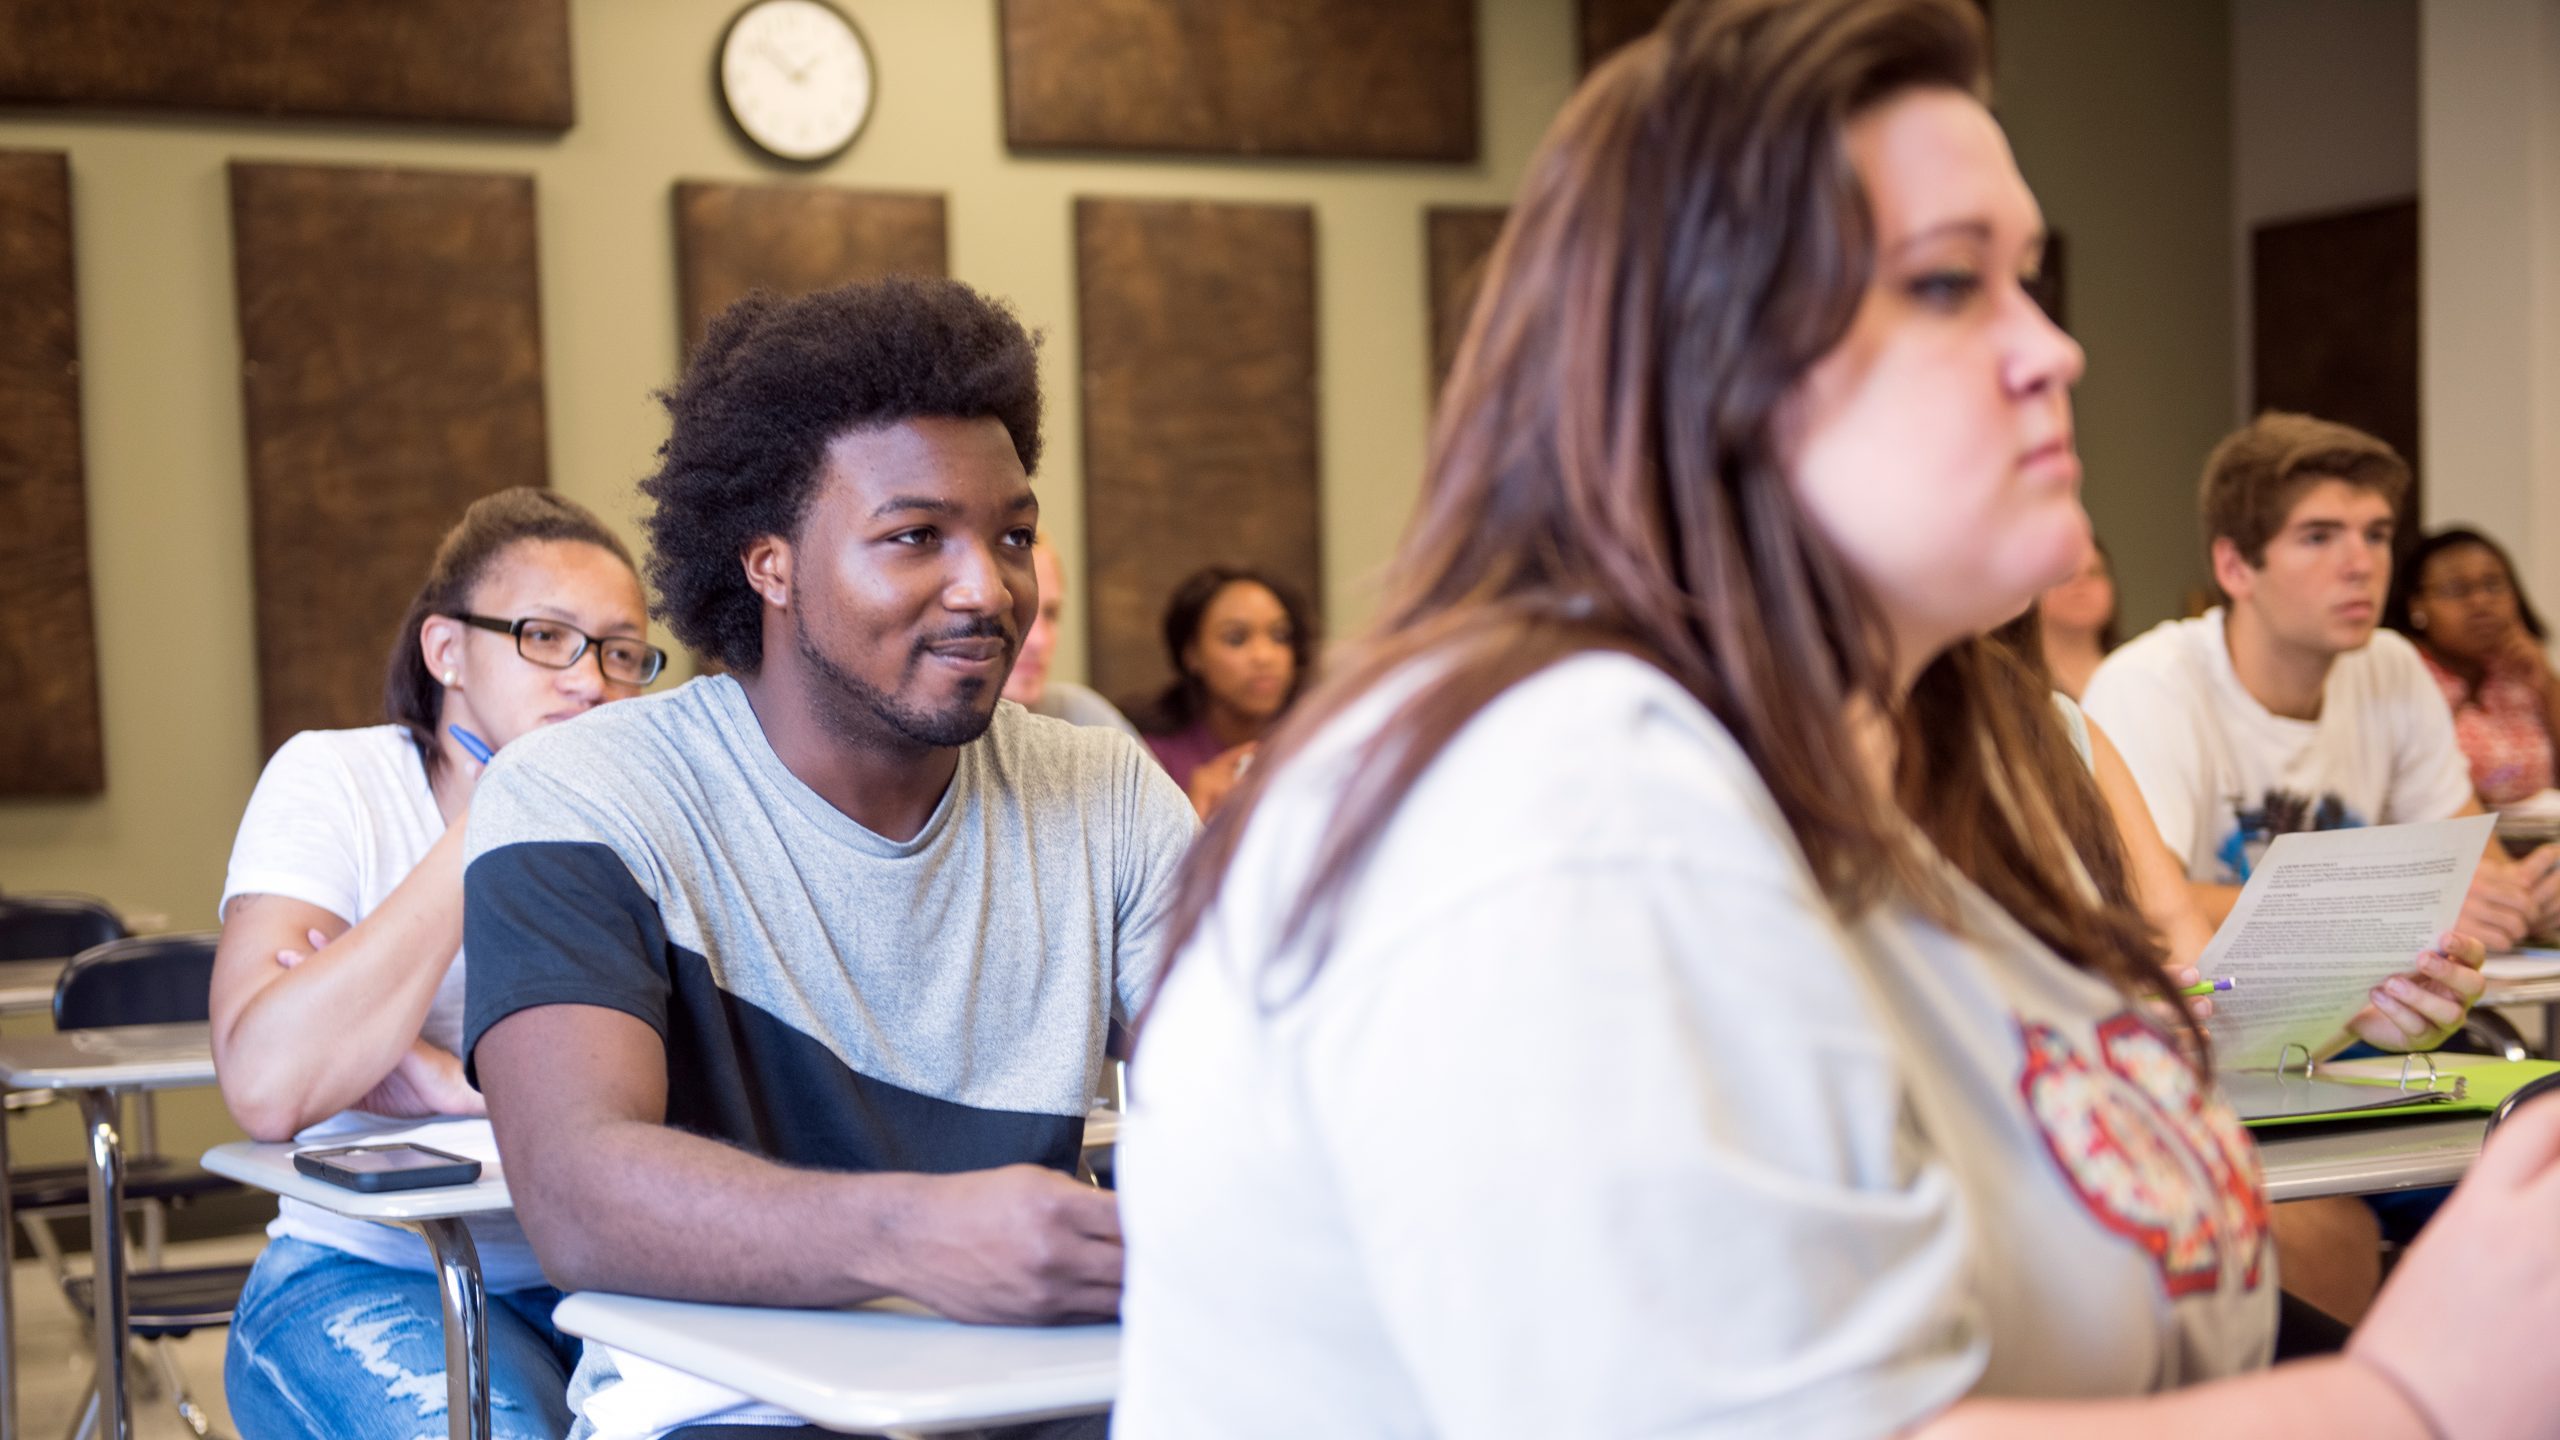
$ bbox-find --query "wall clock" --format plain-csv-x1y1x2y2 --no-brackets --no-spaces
718,0,874,163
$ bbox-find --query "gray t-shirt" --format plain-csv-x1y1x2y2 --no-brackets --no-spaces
461,676,1197,1433
1029,679,1141,738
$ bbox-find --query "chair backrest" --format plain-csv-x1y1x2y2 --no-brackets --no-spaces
2488,1069,2560,1138
0,894,127,963
53,933,218,1031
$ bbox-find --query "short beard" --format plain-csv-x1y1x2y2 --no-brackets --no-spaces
793,604,999,752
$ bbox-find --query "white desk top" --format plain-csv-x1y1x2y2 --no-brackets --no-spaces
2253,1113,2485,1202
0,958,65,1016
2488,976,2560,1008
202,1136,515,1222
552,1292,1118,1435
0,1022,213,1091
2494,814,2560,846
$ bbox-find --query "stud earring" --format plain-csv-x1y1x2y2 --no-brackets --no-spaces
442,670,458,685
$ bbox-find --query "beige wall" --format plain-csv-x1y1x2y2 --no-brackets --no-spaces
0,0,1574,934
2231,0,2419,421
1994,0,2236,633
2422,0,2560,630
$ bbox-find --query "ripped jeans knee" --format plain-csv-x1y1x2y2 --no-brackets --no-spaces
227,1236,576,1440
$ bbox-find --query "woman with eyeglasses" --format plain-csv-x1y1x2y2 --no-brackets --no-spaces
212,487,660,1440
2387,527,2560,810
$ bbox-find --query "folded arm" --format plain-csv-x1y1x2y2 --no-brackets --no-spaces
210,819,472,1141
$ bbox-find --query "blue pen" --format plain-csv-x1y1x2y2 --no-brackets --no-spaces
448,725,496,765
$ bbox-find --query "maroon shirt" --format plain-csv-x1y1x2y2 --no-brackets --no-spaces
1145,720,1227,792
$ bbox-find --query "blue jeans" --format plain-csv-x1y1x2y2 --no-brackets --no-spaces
226,1235,578,1440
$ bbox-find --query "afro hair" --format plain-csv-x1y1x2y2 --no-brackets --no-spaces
640,276,1042,672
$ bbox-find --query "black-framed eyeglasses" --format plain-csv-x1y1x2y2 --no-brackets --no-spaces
2423,575,2513,605
452,614,667,686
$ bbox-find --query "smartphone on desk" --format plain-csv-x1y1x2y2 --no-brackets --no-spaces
293,1142,482,1193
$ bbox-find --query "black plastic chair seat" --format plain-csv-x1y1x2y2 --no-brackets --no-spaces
8,1158,239,1214
62,1264,248,1339
53,933,217,1030
0,896,125,965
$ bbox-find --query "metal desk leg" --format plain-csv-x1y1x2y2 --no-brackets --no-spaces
412,1218,489,1440
0,1081,16,1440
77,1088,127,1440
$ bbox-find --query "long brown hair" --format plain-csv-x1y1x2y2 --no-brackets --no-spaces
1157,0,2182,1046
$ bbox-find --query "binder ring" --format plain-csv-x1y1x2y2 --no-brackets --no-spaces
2396,1052,2445,1094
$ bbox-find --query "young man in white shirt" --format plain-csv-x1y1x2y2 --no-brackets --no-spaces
2084,411,2558,1326
2084,411,2560,951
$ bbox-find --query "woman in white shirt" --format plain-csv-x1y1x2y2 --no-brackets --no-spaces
213,488,661,1440
1115,1,2557,1436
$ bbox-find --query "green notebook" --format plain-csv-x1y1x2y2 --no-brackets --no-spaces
2236,1055,2560,1129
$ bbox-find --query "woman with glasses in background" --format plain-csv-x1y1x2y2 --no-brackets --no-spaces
211,487,661,1440
2388,527,2560,810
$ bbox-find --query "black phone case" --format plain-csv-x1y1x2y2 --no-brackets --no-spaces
292,1143,483,1193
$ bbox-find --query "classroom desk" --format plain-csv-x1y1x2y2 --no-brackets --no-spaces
553,1292,1118,1437
0,1023,213,1440
0,962,65,1018
2494,813,2560,855
2253,1113,2485,1203
2485,971,2560,1057
1080,1110,1119,1151
202,1134,515,1440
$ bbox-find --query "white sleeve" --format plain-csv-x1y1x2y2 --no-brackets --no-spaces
2082,655,2210,869
2379,642,2478,822
1299,855,1984,1438
219,732,375,925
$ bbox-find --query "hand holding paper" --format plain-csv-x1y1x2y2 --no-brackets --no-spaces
2338,931,2486,1054
2200,814,2496,1071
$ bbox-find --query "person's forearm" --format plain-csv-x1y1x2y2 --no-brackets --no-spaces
2122,828,2215,968
215,828,467,1136
1916,1356,2425,1440
2189,880,2242,928
505,1113,912,1304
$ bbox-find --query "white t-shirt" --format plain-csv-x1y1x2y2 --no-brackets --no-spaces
2081,612,2472,885
221,725,544,1292
1117,653,2275,1439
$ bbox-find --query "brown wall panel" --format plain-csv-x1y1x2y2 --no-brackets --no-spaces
2253,200,2420,512
0,0,573,128
0,150,104,795
1076,197,1322,715
673,182,948,360
1579,0,1678,73
232,161,548,756
1425,205,1508,396
1580,0,1988,72
1003,0,1477,161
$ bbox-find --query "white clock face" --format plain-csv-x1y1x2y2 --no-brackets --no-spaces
719,0,874,162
